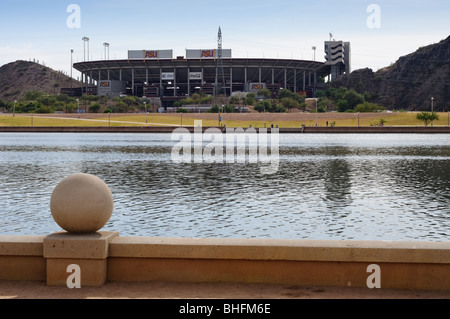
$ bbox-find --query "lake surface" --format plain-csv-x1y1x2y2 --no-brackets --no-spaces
0,132,449,241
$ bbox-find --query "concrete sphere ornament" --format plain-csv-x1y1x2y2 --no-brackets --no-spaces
50,173,114,233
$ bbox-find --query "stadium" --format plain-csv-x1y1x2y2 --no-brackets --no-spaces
71,37,350,108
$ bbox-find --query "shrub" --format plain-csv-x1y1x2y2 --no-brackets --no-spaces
89,103,101,113
209,105,220,113
337,99,350,112
36,105,54,113
177,107,188,113
317,105,326,113
224,105,235,113
21,101,40,113
254,101,271,113
244,93,256,106
354,102,386,113
280,97,300,112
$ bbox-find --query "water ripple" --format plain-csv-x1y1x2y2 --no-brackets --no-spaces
0,133,449,241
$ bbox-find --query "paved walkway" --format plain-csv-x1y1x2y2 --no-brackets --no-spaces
1,280,449,299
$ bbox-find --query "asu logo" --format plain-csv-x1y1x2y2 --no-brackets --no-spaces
100,82,110,87
145,51,158,59
201,50,215,58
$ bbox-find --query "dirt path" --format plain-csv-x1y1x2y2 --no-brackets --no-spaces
1,280,449,299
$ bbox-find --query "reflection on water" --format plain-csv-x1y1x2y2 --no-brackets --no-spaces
0,133,449,241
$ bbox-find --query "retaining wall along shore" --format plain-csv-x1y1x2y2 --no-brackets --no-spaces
1,233,449,290
0,126,450,134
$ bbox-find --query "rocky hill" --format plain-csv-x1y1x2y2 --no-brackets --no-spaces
330,36,450,111
0,60,82,101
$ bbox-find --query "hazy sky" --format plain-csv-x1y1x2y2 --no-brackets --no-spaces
0,0,449,80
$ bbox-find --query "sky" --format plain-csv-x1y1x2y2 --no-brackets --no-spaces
0,0,449,81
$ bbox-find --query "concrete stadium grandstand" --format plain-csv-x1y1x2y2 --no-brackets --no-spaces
70,38,350,108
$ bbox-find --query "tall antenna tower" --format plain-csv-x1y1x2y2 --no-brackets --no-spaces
216,26,226,96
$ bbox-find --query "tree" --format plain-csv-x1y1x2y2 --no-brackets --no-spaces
55,94,70,103
337,99,350,112
230,92,246,106
89,103,101,113
210,105,220,113
0,99,9,111
343,89,365,110
224,104,235,113
318,98,333,112
244,93,256,106
21,101,40,113
317,105,326,113
191,93,201,102
37,95,57,107
229,95,240,105
36,105,53,113
114,100,127,113
315,90,327,98
199,95,213,104
23,90,45,101
254,100,271,113
280,97,299,112
257,88,271,99
122,96,138,113
327,87,348,101
277,89,298,101
416,111,439,126
65,102,75,113
363,91,377,102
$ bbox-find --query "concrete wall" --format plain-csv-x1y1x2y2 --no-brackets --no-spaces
0,235,46,281
0,126,450,134
1,233,450,290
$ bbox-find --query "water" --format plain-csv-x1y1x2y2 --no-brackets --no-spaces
0,132,449,241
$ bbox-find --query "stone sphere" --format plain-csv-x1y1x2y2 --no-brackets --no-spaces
50,173,114,233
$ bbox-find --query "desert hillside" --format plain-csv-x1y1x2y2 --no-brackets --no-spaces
330,36,450,110
0,60,82,101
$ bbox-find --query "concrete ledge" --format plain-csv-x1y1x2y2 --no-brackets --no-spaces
108,237,450,264
43,231,119,259
107,237,450,290
0,235,45,256
0,236,46,281
301,126,450,134
1,234,450,290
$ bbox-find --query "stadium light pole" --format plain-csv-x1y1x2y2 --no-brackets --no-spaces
312,46,316,98
13,100,17,117
103,42,109,60
82,37,89,61
70,49,73,96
